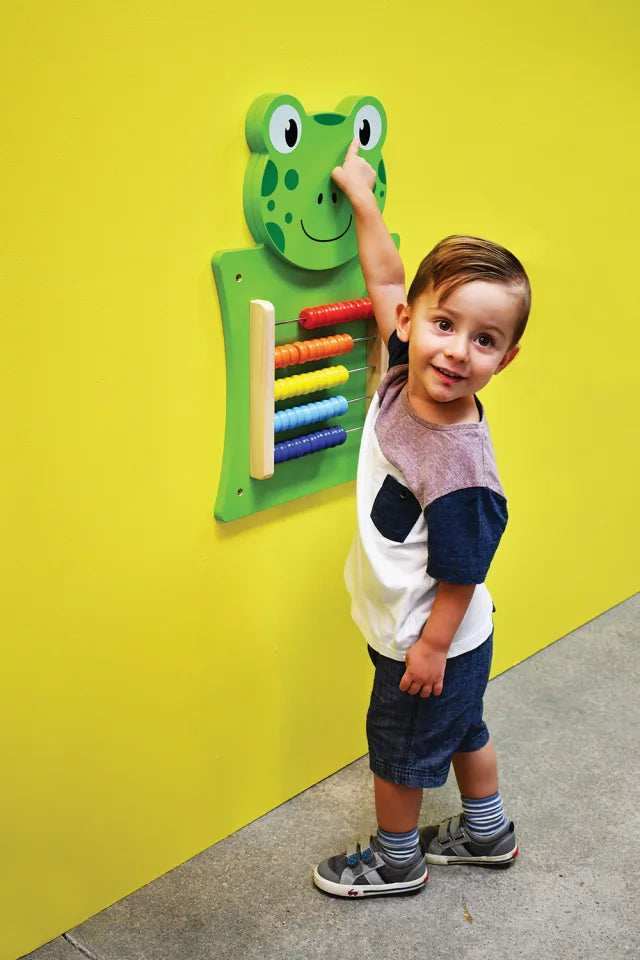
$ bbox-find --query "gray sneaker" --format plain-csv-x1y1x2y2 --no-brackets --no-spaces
313,836,429,898
420,815,518,867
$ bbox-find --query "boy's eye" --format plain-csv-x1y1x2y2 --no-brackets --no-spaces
436,319,451,332
476,334,494,348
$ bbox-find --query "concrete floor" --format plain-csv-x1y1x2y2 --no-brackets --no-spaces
22,594,640,960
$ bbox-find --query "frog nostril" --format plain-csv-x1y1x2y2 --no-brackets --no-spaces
317,193,323,204
332,192,338,204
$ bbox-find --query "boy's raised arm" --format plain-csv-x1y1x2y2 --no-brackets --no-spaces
332,139,406,346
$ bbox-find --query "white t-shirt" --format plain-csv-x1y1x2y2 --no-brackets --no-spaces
344,334,508,662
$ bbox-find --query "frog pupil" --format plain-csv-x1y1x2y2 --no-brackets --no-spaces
359,119,371,146
285,119,299,148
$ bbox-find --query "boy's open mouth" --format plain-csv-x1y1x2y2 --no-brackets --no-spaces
433,365,464,381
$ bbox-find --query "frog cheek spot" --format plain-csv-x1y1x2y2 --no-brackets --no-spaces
300,214,353,243
261,160,278,196
266,221,286,253
284,169,299,190
378,158,386,185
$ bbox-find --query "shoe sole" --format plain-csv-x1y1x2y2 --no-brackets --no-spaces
425,844,518,868
313,867,429,898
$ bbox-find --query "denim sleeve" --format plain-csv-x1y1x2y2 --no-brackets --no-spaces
387,331,408,369
425,487,508,584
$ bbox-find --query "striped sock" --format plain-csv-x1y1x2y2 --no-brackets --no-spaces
461,792,507,838
376,826,420,864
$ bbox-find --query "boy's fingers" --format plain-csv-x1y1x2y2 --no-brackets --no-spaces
347,136,360,159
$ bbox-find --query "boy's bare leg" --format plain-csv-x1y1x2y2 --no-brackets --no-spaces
452,738,499,798
374,774,423,832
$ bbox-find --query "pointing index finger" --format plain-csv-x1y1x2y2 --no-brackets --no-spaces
346,137,360,160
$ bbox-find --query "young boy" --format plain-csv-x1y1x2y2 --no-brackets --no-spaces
313,141,531,898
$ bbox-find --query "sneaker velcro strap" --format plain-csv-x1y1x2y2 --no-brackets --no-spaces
438,815,465,845
346,837,374,867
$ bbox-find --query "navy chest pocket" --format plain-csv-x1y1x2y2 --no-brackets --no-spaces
370,475,421,543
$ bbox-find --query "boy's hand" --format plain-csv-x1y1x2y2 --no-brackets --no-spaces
331,139,376,203
400,641,447,698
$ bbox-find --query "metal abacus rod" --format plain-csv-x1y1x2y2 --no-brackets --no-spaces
273,364,373,402
274,425,364,465
274,333,376,369
274,297,374,329
273,394,372,435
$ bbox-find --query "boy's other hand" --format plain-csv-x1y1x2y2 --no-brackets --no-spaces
331,138,376,203
400,642,447,698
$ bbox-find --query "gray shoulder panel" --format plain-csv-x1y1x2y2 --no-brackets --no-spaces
374,368,504,508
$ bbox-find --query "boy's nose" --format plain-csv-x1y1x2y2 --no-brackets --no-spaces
444,336,469,361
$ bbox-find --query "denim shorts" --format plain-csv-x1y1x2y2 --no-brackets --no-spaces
366,633,493,788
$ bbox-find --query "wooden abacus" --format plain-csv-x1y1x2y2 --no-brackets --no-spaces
250,297,385,480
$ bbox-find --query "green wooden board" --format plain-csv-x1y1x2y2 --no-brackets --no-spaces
211,93,394,522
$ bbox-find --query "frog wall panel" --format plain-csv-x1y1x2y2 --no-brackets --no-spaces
212,94,396,522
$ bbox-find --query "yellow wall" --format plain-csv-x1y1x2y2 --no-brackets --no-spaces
2,1,639,954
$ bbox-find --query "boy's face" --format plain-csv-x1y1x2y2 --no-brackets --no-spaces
396,280,521,422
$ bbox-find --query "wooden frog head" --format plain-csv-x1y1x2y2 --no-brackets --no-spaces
243,94,388,271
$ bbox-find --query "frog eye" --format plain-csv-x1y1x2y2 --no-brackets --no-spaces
268,104,302,154
353,105,383,151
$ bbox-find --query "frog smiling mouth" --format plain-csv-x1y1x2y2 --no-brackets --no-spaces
300,215,353,243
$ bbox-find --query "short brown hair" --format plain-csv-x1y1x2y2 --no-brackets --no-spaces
407,235,531,345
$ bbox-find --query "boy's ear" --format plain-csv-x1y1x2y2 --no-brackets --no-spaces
396,301,411,342
495,343,520,374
